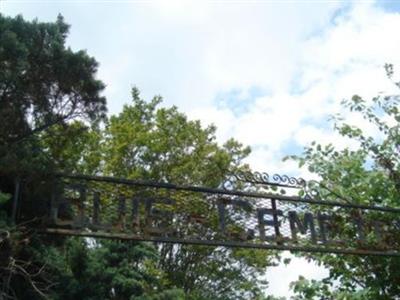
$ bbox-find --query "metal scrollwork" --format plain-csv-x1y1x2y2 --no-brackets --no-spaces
230,171,306,189
235,171,270,184
272,174,306,187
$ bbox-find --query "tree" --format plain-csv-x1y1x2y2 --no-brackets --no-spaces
98,88,275,299
0,14,106,299
34,238,185,300
0,13,106,176
0,13,279,299
289,276,368,300
288,64,400,299
1,83,278,298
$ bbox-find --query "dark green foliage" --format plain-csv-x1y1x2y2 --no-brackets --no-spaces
16,89,273,299
0,14,106,299
0,13,106,177
33,238,184,300
0,13,279,300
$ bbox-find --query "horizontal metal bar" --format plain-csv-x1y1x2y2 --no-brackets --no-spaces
56,173,400,214
237,179,302,189
40,228,400,257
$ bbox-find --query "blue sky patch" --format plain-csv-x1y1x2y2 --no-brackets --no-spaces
214,86,269,116
377,1,400,13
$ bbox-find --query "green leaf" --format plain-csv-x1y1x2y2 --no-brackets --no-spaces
0,192,11,206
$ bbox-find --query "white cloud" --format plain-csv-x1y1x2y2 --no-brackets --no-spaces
187,106,236,141
4,1,340,113
3,0,400,297
265,252,329,298
186,1,400,177
183,4,400,296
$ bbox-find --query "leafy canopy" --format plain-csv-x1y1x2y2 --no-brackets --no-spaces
288,64,400,299
0,13,106,175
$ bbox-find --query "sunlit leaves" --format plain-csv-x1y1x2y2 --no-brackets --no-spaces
289,68,400,298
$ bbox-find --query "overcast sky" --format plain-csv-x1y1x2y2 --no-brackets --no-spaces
2,0,400,297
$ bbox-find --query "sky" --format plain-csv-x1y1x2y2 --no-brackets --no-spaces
2,0,400,297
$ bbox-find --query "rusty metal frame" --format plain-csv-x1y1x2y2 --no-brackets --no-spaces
40,228,400,257
24,172,400,256
56,173,400,214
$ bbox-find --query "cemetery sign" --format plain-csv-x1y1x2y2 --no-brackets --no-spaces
18,172,400,256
